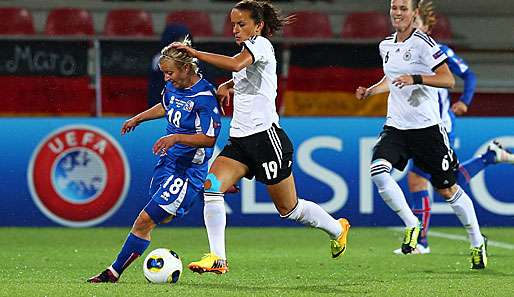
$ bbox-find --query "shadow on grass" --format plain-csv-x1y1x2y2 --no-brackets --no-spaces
180,282,370,295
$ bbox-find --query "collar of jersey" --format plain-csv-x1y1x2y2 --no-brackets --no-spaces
394,28,417,43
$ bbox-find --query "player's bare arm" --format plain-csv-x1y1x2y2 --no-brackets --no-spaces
356,76,390,100
121,103,166,135
217,79,235,115
393,63,455,89
172,42,253,72
153,133,216,155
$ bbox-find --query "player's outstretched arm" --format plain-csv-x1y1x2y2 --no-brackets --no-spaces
152,133,216,155
121,103,166,135
172,42,253,72
355,76,390,100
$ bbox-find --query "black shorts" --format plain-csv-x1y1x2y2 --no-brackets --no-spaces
372,124,458,189
219,124,294,185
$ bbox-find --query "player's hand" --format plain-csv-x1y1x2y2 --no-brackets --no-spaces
392,75,414,89
152,135,178,155
355,86,371,100
216,83,232,115
121,117,140,135
170,42,198,58
451,101,468,115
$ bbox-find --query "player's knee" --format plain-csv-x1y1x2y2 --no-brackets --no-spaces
370,159,392,189
408,172,429,192
437,184,458,200
132,211,155,235
204,172,222,193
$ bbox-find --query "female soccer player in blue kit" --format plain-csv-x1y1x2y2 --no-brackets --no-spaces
393,0,514,255
87,37,222,283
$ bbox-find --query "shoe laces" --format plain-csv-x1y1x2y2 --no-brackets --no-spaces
403,227,414,245
470,246,483,264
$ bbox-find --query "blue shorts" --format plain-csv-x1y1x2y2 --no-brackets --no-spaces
144,159,204,224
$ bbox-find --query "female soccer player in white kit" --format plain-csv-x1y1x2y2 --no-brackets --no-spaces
355,0,487,269
173,0,350,274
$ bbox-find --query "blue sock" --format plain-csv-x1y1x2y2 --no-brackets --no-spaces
456,151,495,185
111,233,150,275
410,190,431,247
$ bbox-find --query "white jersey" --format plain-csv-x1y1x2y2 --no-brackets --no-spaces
379,29,448,130
230,36,279,137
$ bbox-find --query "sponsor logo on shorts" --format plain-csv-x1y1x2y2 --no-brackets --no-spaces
28,125,130,227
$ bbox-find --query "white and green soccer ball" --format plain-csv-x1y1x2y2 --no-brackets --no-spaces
143,248,182,284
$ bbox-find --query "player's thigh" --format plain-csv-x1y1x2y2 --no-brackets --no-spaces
206,155,248,192
149,172,203,221
372,126,410,171
266,174,297,215
252,125,294,185
410,125,458,189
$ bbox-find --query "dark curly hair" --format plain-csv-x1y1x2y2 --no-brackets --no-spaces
233,0,294,38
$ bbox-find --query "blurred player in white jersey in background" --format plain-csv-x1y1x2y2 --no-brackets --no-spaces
393,0,514,255
356,0,488,269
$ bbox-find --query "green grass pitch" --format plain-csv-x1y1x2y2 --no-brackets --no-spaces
1,227,513,297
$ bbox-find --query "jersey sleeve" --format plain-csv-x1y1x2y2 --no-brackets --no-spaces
195,95,221,138
440,44,476,105
243,36,270,64
418,35,448,72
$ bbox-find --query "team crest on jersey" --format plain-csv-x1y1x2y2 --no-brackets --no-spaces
184,100,195,112
27,125,130,227
403,50,412,61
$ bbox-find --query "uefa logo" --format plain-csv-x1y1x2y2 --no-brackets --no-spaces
28,125,130,227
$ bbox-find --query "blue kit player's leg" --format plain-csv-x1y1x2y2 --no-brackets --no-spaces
88,161,202,283
408,165,432,252
456,140,514,185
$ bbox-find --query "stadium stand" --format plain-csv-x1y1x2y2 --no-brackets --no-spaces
341,11,391,39
283,11,333,38
0,7,35,35
104,9,154,36
45,8,94,36
166,10,213,37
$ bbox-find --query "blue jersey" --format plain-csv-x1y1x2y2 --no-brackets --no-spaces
437,44,477,134
158,77,221,189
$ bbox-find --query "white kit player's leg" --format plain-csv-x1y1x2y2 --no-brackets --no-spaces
282,198,342,238
446,186,484,247
203,192,226,259
371,160,419,228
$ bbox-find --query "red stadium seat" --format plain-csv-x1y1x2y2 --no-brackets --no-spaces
222,14,234,37
0,7,35,35
283,11,332,38
45,8,94,36
166,10,213,37
104,9,153,36
431,14,453,41
341,12,391,39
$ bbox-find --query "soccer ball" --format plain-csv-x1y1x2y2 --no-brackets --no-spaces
143,248,182,284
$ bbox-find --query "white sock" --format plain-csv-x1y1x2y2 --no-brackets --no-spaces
203,192,226,259
282,199,342,239
447,186,484,247
372,172,419,228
